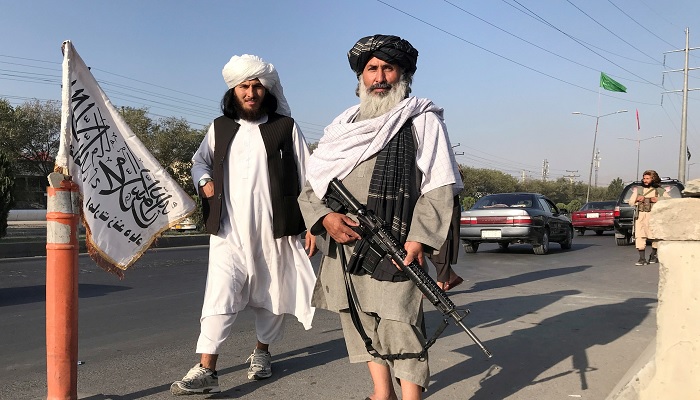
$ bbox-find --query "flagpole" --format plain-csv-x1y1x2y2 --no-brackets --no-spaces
573,107,628,202
45,172,80,400
636,110,640,180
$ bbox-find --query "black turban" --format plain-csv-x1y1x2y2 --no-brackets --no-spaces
347,34,418,76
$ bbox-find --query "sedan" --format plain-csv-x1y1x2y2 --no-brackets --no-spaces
460,192,573,255
571,200,616,236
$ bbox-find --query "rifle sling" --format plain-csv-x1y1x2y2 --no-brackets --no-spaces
338,242,446,361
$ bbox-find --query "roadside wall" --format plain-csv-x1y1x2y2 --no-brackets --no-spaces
7,209,47,221
607,179,700,399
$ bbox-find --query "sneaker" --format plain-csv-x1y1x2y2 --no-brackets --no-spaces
170,364,220,395
246,349,272,380
635,258,647,266
648,255,659,264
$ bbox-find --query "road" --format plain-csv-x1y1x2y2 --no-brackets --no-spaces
0,233,658,399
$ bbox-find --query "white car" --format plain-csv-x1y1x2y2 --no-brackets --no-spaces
171,217,197,232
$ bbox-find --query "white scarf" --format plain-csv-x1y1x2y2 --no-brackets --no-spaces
306,97,463,198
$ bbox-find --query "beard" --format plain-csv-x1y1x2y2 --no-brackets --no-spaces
356,78,409,121
233,96,267,121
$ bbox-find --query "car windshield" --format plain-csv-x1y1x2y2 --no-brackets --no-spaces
621,182,684,203
473,194,537,209
580,201,616,211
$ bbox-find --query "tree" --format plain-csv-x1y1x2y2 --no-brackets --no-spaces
308,141,318,153
0,151,15,238
117,107,205,197
150,116,205,196
606,178,624,200
459,165,518,199
0,99,61,177
119,106,156,138
0,99,15,144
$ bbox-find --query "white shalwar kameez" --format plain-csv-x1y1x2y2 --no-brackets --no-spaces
191,115,316,352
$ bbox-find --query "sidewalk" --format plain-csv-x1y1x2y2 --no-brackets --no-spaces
1,221,208,259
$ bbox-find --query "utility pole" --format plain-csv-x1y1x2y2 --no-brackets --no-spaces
542,159,549,182
663,28,698,184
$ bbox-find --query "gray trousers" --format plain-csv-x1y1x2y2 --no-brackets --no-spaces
339,310,430,389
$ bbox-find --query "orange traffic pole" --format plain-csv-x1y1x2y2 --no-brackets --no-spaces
46,172,80,400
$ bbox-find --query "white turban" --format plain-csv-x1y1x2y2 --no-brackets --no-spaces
221,54,291,117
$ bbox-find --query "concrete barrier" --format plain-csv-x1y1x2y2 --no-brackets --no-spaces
606,179,700,400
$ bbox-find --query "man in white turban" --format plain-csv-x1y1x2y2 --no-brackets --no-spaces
171,54,317,395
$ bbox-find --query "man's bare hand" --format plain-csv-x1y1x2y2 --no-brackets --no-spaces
322,212,361,244
304,231,317,257
399,241,424,270
200,181,214,198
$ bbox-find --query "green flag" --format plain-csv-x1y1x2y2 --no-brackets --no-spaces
600,72,627,92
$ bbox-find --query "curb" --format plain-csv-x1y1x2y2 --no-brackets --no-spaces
0,234,209,259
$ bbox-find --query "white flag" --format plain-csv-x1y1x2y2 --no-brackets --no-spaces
57,40,196,275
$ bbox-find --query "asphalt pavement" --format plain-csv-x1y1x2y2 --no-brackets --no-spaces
0,221,208,259
0,231,656,399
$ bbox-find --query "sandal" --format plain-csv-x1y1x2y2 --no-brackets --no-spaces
443,276,464,291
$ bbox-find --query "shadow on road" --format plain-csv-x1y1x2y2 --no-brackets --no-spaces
460,265,593,294
0,283,130,307
99,338,348,399
428,296,656,399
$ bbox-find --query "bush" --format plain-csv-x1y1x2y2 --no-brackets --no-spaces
0,151,15,238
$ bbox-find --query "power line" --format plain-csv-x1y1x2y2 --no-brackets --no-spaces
375,0,606,94
375,0,663,106
503,0,664,89
606,0,677,49
565,0,660,64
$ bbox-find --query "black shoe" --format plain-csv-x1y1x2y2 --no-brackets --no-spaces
648,255,658,264
635,257,647,266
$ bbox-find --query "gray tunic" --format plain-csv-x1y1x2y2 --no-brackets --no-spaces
298,155,454,326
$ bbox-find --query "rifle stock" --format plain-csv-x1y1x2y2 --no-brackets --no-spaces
326,178,492,358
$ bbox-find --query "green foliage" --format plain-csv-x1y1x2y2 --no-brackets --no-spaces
459,165,518,199
308,141,318,153
458,165,626,207
0,99,61,177
605,177,625,200
0,151,15,238
566,199,583,212
461,196,476,210
117,107,205,197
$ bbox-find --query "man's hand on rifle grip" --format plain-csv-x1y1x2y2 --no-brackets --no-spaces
400,241,424,270
322,212,362,244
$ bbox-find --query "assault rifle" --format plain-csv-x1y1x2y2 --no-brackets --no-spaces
325,178,492,358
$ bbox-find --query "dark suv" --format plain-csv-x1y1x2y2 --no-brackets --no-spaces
613,178,685,246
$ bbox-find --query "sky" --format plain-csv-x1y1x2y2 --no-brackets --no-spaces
2,0,700,186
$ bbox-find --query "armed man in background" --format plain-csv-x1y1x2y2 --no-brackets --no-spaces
628,169,670,266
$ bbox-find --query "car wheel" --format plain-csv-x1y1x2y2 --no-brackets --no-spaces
560,227,573,250
595,230,604,236
462,240,479,254
498,242,509,250
533,229,550,255
577,228,585,236
615,231,633,246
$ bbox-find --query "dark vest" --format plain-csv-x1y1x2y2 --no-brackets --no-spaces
202,113,305,238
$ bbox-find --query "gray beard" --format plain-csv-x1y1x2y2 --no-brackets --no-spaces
357,79,409,121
